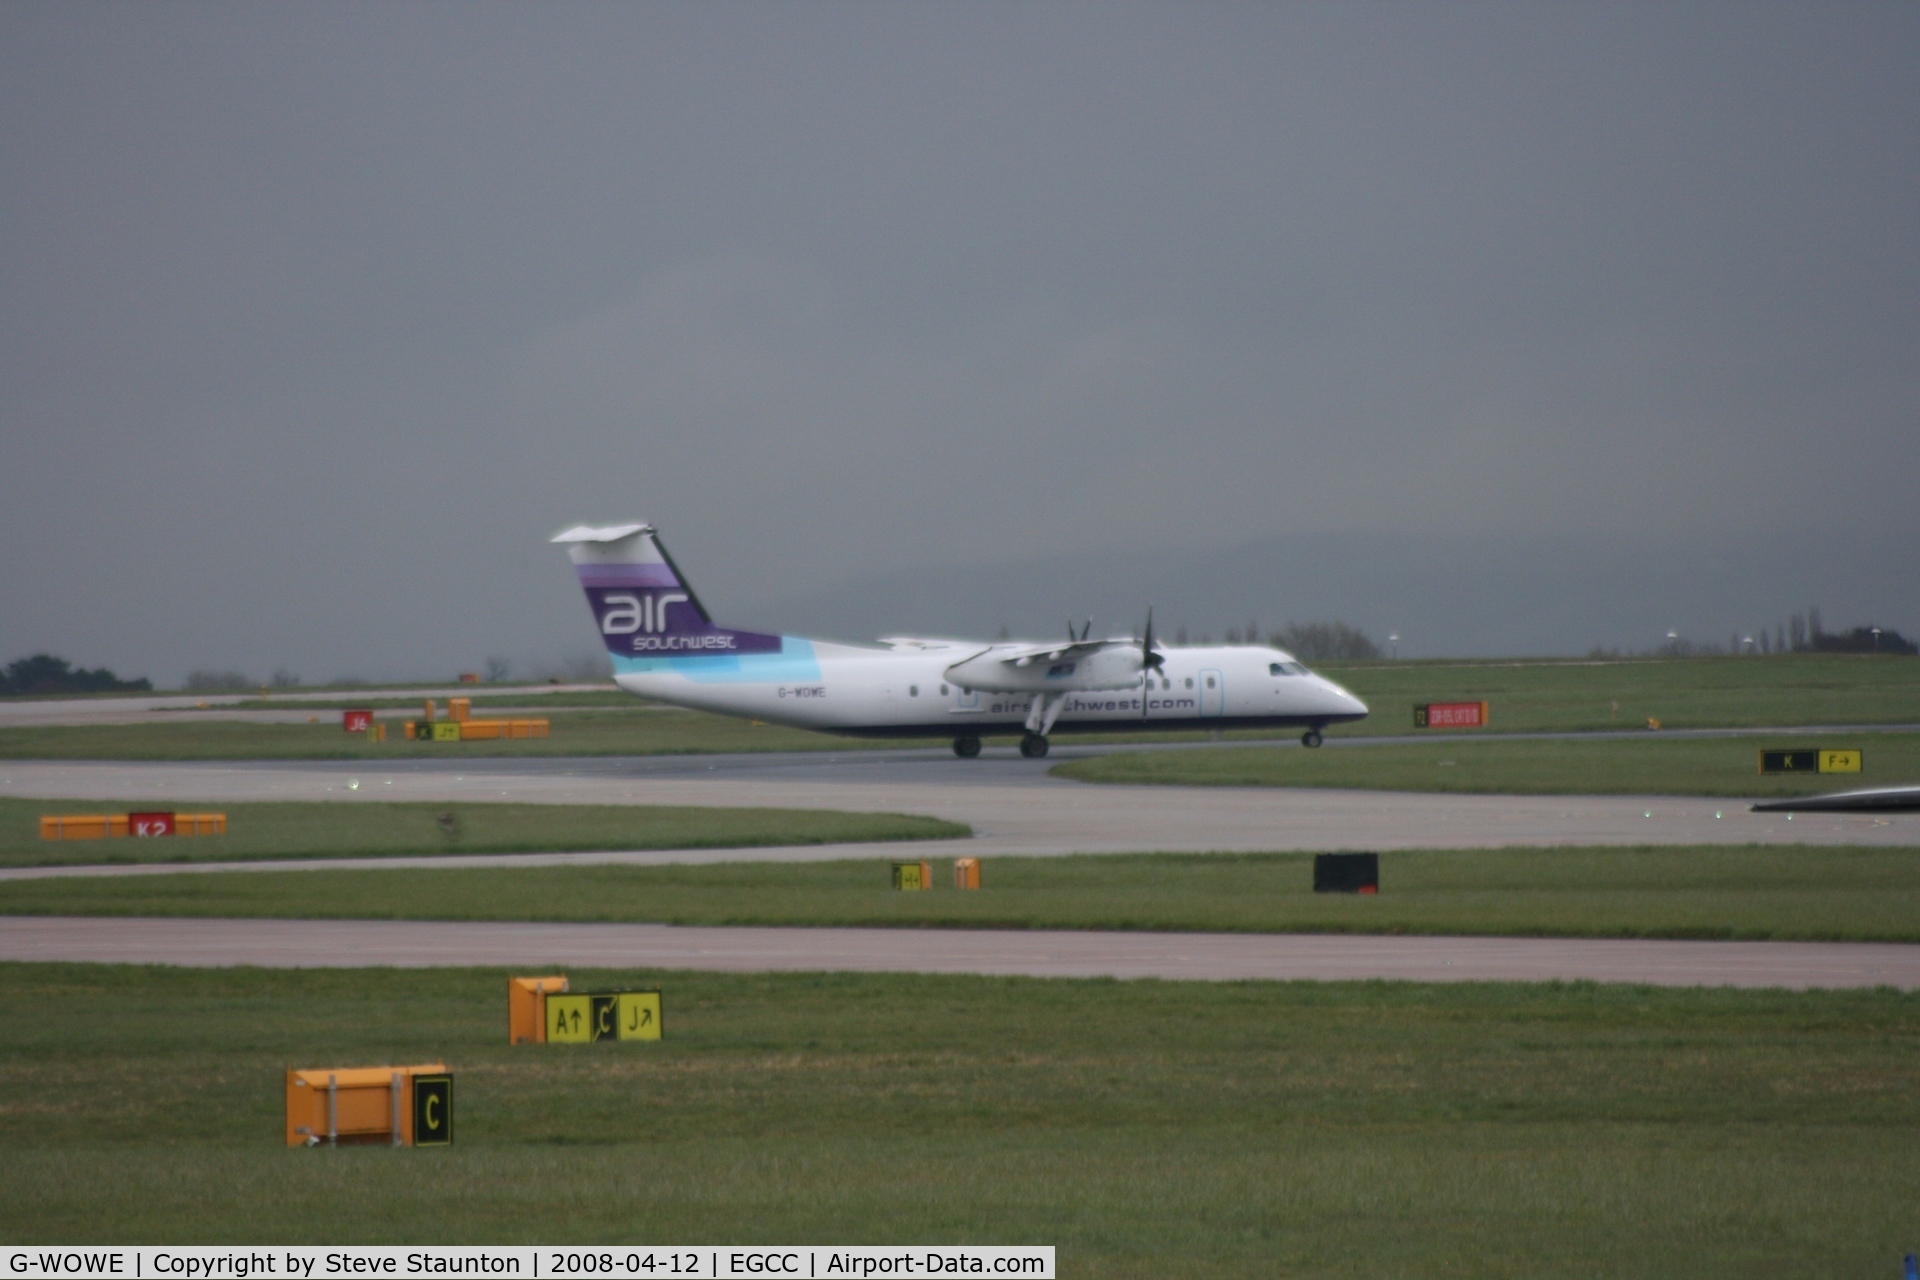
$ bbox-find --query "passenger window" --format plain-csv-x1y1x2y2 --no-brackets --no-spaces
1184,678,1193,689
1206,676,1216,688
909,685,919,697
940,684,949,696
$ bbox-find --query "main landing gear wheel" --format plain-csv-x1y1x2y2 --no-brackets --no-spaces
1019,733,1051,759
952,734,982,759
1301,729,1324,749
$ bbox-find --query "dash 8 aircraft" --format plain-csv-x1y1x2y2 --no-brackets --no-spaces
555,522,1368,758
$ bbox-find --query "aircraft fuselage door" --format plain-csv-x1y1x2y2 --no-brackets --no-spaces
1199,668,1225,716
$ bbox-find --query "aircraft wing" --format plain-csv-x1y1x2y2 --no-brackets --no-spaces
991,638,1131,668
875,637,974,652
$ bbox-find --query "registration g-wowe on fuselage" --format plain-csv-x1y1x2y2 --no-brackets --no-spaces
555,522,1368,758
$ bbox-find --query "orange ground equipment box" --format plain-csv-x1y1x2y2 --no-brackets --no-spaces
508,975,570,1044
285,1064,451,1147
39,815,118,840
459,718,549,740
954,857,980,890
405,718,548,741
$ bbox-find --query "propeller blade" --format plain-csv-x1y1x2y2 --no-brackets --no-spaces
1140,607,1163,719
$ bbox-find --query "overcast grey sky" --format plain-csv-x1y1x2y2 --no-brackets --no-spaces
3,3,1915,682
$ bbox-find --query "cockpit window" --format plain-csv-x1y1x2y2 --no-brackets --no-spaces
1270,662,1310,677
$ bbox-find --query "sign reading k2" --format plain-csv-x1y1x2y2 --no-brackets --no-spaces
128,812,175,837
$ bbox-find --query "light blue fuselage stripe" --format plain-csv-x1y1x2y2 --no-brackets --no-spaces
610,637,821,683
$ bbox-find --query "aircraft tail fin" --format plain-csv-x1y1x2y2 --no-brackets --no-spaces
551,522,779,658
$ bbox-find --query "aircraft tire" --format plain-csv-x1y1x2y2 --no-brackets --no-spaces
1019,733,1050,759
952,735,982,759
1301,729,1324,749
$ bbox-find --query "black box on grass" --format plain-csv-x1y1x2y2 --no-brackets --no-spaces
1314,853,1378,894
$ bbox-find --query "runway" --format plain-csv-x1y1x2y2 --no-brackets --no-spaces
4,915,1914,989
4,750,1913,989
0,753,1911,884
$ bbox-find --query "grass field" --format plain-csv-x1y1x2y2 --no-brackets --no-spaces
5,655,1914,760
1054,731,1920,797
1,798,965,869
1315,652,1920,737
5,846,1917,941
0,708,929,760
226,689,639,709
0,963,1914,1274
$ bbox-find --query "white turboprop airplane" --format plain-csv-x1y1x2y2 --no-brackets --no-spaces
554,522,1369,758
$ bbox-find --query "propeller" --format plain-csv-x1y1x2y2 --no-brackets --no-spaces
1140,607,1165,718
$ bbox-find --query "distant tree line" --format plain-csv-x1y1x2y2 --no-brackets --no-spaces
1590,605,1917,658
184,670,257,693
1738,606,1915,656
182,668,303,692
0,654,151,696
1268,621,1380,661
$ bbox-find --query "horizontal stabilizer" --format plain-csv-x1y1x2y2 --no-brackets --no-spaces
551,522,652,544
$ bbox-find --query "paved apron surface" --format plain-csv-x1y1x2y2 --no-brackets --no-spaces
1,757,1911,883
4,754,1912,988
4,916,1914,989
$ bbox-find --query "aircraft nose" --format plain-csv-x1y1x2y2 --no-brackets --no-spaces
1321,678,1368,718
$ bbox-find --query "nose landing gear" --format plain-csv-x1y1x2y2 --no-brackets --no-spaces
952,734,982,759
1301,728,1324,749
1019,733,1050,759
